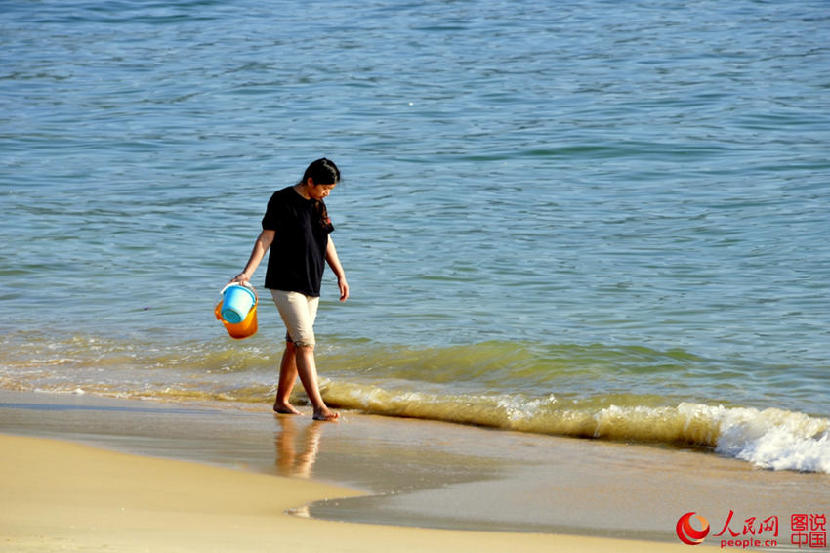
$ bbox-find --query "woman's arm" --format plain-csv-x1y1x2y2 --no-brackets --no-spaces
231,230,275,284
326,236,349,302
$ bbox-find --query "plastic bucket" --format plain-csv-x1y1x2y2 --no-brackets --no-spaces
214,300,259,340
221,284,256,323
215,297,258,340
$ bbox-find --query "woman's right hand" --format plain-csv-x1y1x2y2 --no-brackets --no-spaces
229,273,251,285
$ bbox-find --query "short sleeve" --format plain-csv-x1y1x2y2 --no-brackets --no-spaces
261,192,282,231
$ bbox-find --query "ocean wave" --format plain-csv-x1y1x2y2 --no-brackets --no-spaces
322,381,830,474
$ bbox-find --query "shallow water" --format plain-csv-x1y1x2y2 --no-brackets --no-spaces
1,0,829,472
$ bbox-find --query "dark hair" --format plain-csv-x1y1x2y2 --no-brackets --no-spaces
299,157,340,187
299,158,340,231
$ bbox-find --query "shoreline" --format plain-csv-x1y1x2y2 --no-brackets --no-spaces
2,389,826,550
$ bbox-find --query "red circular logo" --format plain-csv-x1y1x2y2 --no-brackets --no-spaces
677,512,710,545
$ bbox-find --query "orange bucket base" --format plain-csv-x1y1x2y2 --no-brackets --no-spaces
215,300,258,339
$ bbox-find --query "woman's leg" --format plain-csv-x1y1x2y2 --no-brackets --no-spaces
294,344,339,421
273,341,302,414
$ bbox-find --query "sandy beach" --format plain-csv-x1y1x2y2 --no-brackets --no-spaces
2,390,825,552
1,431,715,553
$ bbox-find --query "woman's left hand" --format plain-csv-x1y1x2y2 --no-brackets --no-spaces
337,276,350,302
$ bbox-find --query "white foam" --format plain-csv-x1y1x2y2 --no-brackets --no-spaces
496,394,556,423
591,402,830,473
710,405,830,473
32,386,87,396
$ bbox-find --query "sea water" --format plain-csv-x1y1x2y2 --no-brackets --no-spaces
1,0,829,472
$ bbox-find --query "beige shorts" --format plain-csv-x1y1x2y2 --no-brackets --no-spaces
270,289,319,347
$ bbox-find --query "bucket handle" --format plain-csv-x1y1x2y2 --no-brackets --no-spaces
220,281,258,302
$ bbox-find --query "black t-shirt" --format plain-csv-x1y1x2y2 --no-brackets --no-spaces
262,186,334,297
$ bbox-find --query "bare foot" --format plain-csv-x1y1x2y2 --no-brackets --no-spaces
312,407,340,422
273,402,302,415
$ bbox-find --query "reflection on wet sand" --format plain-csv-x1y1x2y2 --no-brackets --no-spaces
274,416,324,478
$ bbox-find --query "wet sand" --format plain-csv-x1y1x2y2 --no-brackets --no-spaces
1,389,827,550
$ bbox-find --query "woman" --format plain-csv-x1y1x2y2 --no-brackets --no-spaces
231,158,348,421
